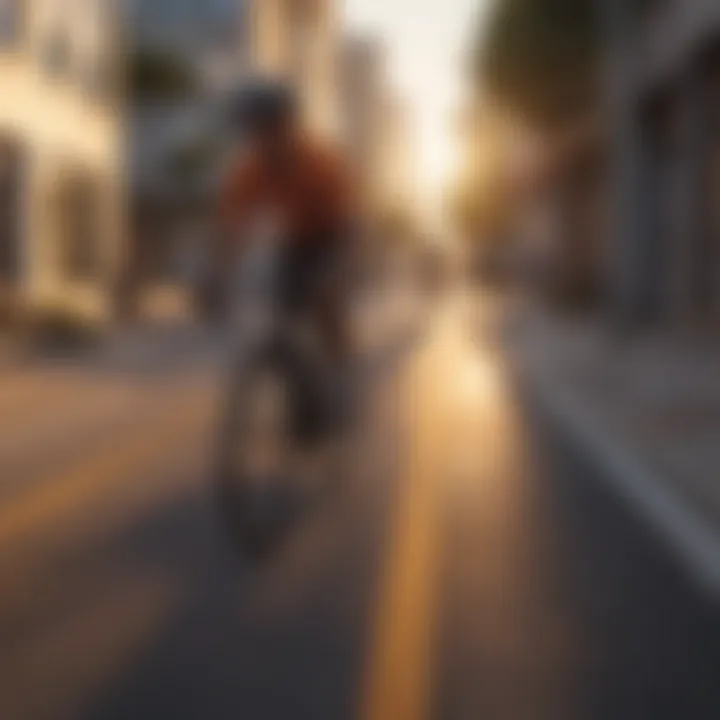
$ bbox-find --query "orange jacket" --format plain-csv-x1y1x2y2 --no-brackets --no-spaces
219,135,355,244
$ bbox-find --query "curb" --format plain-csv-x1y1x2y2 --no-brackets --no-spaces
515,357,720,597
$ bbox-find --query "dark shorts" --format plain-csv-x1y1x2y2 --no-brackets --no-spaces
278,234,348,315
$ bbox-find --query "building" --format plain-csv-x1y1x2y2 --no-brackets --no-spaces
603,0,720,328
0,0,124,324
338,35,387,221
515,121,607,309
377,92,417,225
505,1,720,320
337,34,419,253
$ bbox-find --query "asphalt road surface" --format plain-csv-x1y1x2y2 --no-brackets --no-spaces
0,292,718,720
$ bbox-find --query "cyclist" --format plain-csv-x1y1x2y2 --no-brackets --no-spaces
208,80,357,426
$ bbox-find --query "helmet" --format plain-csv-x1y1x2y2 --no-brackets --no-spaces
230,79,299,135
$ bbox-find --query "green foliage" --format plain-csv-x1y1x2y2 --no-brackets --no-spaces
165,138,220,181
129,49,200,103
476,0,601,128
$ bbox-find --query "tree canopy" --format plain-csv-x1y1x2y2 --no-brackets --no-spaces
129,50,200,104
475,0,601,130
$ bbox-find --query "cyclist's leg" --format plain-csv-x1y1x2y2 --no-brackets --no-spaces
307,237,357,430
319,275,351,365
278,241,330,443
309,236,354,366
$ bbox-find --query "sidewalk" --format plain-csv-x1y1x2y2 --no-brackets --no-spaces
504,302,720,592
0,278,427,379
0,319,225,379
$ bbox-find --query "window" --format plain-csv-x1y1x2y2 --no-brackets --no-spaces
55,175,103,282
0,0,23,48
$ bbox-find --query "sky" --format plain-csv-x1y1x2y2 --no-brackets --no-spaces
343,0,487,208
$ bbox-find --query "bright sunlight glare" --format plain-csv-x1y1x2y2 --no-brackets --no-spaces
343,0,488,212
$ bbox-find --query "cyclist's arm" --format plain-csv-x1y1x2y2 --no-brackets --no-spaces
200,156,260,320
215,154,261,265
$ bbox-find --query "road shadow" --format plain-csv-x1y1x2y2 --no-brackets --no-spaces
530,410,720,720
0,331,410,720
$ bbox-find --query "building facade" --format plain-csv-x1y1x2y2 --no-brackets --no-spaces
376,94,414,215
337,35,388,221
604,0,720,328
337,34,420,249
0,0,124,324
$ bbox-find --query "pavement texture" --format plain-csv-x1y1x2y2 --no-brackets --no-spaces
0,291,719,720
505,302,720,588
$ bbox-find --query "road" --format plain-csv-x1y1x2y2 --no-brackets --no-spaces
0,291,719,720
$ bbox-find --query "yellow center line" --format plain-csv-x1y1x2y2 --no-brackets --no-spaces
360,322,452,720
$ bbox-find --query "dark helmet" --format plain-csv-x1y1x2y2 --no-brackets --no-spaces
230,79,299,135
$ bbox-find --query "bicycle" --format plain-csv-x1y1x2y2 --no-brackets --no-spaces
213,238,352,558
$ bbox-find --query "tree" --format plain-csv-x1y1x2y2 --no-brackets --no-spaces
475,0,600,130
129,49,200,104
165,137,221,183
